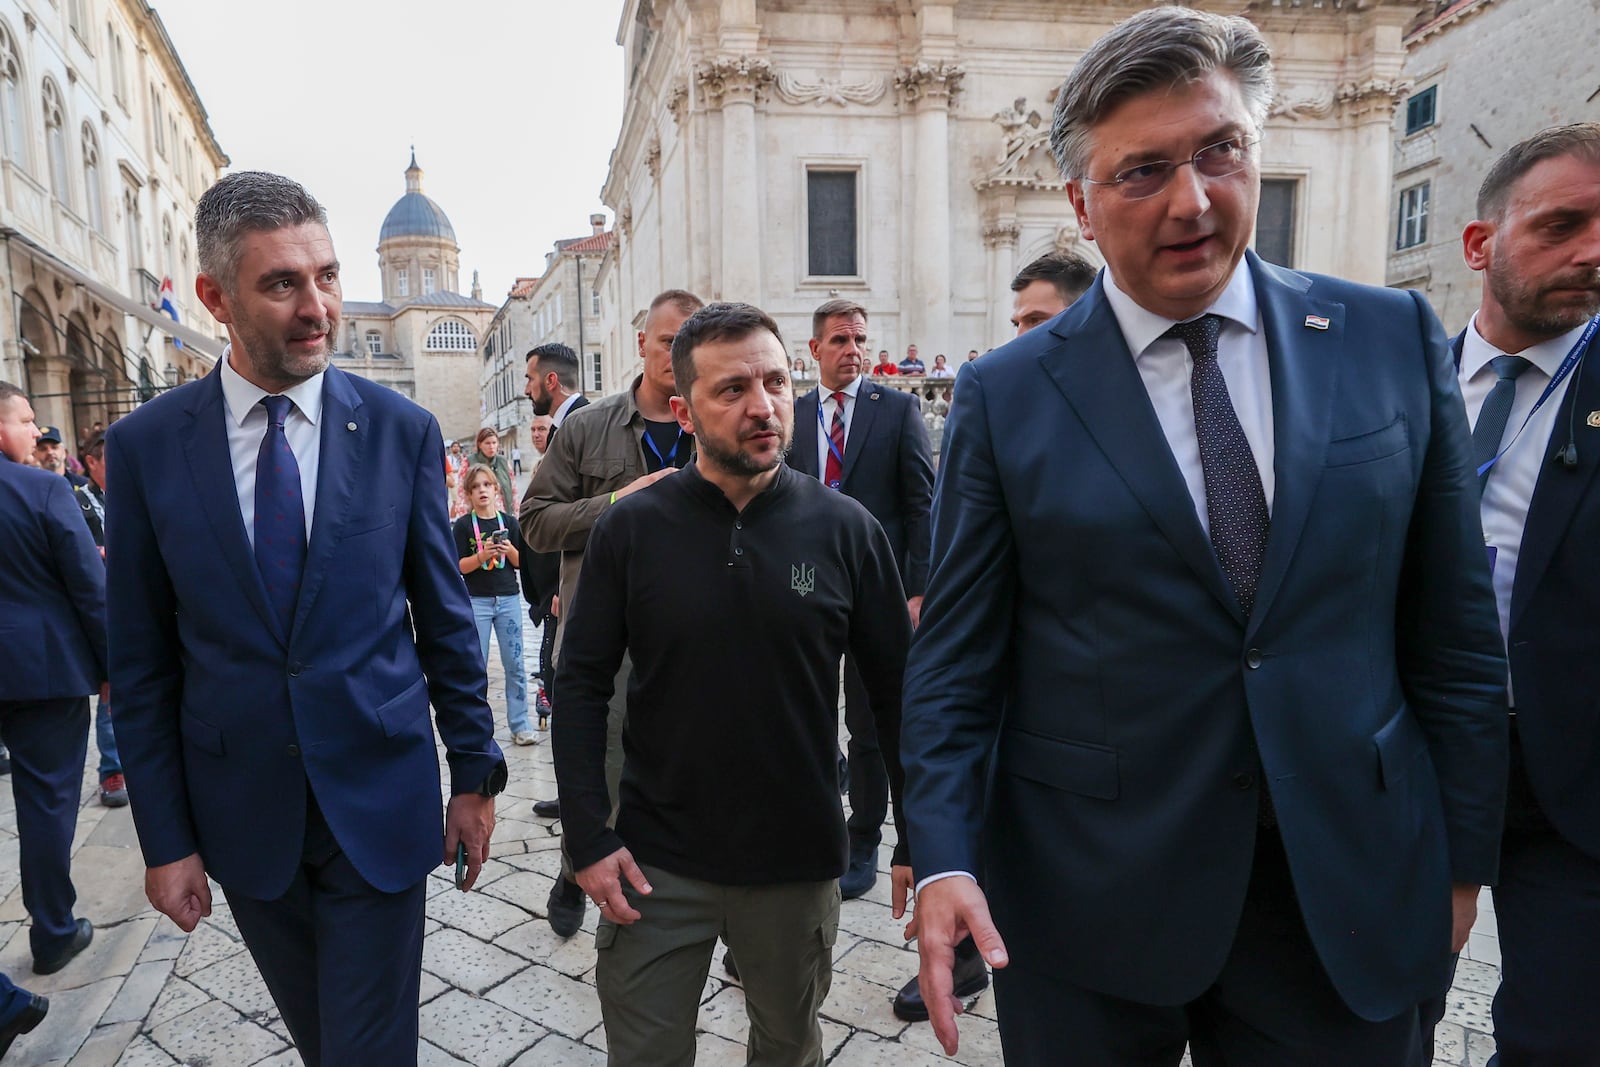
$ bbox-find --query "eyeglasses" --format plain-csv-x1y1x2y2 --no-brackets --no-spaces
1082,137,1259,201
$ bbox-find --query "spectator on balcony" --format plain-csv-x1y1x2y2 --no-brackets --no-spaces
897,345,926,375
872,350,899,375
927,354,954,378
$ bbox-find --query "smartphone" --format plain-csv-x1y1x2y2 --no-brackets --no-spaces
490,530,509,545
454,841,468,889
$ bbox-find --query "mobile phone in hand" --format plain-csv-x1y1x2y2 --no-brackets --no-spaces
454,841,468,890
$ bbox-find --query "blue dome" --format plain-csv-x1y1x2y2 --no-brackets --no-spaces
380,192,456,243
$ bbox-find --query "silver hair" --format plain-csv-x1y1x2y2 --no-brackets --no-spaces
1050,6,1275,180
195,171,328,291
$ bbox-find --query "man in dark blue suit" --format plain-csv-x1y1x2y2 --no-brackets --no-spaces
899,8,1509,1065
790,298,933,902
0,381,103,976
1449,124,1600,1066
106,172,506,1066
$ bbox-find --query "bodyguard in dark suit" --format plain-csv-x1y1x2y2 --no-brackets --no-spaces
1450,125,1600,1066
789,298,932,899
899,9,1508,1064
0,381,103,975
106,173,505,1066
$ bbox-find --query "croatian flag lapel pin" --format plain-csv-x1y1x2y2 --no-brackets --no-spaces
1304,315,1330,330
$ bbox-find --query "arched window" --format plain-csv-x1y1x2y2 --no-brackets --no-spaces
0,19,25,165
425,319,477,352
82,123,104,232
178,235,189,287
162,215,175,283
123,185,142,269
366,330,382,356
42,79,71,207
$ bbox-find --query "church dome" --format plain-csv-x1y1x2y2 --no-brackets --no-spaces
379,152,457,244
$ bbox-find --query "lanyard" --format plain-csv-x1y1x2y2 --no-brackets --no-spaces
817,397,847,473
642,425,685,469
1477,315,1599,479
470,511,506,570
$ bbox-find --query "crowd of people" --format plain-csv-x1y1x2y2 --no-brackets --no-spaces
2,6,1599,1066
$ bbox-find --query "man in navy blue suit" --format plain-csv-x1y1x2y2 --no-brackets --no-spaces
1449,124,1600,1065
899,8,1509,1065
790,298,932,903
0,381,103,977
106,172,506,1066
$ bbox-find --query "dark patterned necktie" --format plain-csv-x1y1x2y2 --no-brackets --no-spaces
1165,315,1270,616
1470,354,1532,489
824,391,847,488
255,395,307,635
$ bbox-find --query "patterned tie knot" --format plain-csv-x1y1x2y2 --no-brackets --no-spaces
832,390,847,406
1164,314,1224,363
1491,354,1532,382
261,394,293,429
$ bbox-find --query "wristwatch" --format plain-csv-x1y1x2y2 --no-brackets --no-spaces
475,759,509,798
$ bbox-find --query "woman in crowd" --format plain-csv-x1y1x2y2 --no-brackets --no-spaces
470,428,514,513
446,440,470,519
454,465,534,746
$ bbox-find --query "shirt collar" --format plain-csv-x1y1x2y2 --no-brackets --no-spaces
821,376,864,401
218,343,325,429
1462,313,1589,382
551,392,584,427
1103,257,1260,361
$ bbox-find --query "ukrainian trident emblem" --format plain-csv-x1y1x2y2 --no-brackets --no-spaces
791,563,816,598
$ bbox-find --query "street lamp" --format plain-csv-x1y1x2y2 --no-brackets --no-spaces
164,363,178,387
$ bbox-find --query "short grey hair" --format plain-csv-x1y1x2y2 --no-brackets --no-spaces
196,171,328,291
1050,6,1275,180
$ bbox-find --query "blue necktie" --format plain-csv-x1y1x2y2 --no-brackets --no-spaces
255,395,307,635
1166,314,1270,617
1470,354,1532,489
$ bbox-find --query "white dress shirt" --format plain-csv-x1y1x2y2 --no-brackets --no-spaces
551,392,585,429
917,259,1275,896
814,375,864,478
1103,259,1276,530
218,347,323,548
1459,314,1586,674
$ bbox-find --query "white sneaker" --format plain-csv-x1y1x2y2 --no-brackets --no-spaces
512,730,538,746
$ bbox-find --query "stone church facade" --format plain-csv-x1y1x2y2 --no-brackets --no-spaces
593,0,1426,380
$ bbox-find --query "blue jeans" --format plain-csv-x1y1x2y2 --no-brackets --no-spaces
471,595,529,735
96,696,120,780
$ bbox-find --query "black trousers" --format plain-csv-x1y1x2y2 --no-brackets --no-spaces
537,611,556,697
0,697,88,958
1487,727,1600,1067
225,788,427,1066
842,655,888,848
994,829,1424,1067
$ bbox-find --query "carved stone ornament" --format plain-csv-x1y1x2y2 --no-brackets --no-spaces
894,61,965,106
975,96,1065,193
1336,78,1411,119
1269,85,1337,121
665,80,689,124
1053,218,1082,252
695,55,775,106
982,221,1021,249
645,136,662,180
773,72,888,108
618,200,634,236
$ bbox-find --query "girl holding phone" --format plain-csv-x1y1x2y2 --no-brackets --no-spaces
454,464,534,746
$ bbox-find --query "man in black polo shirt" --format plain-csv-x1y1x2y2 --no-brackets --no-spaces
553,303,914,1065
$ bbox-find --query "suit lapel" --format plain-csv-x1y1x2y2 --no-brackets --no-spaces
181,368,285,647
1247,253,1342,633
1040,282,1241,620
292,367,366,639
840,380,880,485
792,387,821,478
1511,332,1600,628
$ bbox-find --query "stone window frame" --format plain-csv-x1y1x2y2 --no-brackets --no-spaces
423,267,436,294
397,267,409,297
1404,86,1437,137
1255,173,1305,269
799,157,866,284
42,76,72,208
82,121,104,232
366,330,383,356
1396,181,1430,251
426,317,477,353
2,18,30,171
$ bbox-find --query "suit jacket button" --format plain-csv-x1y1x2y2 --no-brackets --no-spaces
289,662,303,677
1245,649,1263,669
286,745,300,758
1233,772,1255,790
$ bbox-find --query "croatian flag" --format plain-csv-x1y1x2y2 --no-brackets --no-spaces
157,277,183,348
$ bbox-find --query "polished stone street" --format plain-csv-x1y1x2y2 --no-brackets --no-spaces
1,625,1502,1065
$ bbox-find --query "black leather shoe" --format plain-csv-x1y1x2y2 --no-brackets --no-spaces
33,918,93,975
723,949,739,981
838,841,877,900
837,752,849,795
532,798,561,819
893,939,989,1022
546,878,585,938
0,993,48,1058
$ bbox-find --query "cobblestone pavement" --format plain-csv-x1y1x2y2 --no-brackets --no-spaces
1,623,1501,1065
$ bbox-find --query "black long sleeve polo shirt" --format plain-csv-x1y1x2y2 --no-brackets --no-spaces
552,460,912,885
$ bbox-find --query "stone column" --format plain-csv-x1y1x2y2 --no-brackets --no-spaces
983,220,1020,348
1336,79,1409,286
895,62,964,354
697,55,773,303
